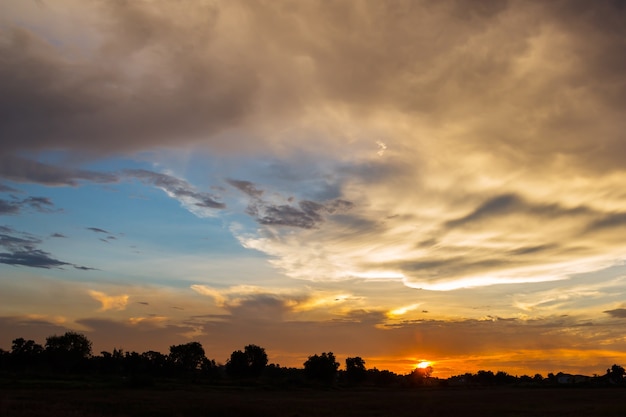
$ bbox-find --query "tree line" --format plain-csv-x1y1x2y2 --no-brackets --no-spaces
1,331,624,388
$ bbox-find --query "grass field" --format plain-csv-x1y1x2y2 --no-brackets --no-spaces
1,384,625,417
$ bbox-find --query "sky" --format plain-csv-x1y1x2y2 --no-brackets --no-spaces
1,0,626,378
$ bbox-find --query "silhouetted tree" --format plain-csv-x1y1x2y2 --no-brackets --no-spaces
45,332,92,358
408,366,433,386
168,342,205,373
494,370,516,385
10,338,43,371
345,356,367,385
367,368,400,387
0,348,8,371
201,357,219,379
45,332,92,372
226,344,268,378
475,370,495,386
95,348,125,375
607,364,625,384
303,352,339,384
142,350,168,375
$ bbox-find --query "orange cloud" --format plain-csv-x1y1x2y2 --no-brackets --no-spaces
88,290,129,312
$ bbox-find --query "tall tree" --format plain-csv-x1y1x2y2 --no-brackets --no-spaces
226,344,268,377
168,342,205,372
45,332,92,359
45,331,92,372
345,356,367,384
303,352,339,384
10,338,43,371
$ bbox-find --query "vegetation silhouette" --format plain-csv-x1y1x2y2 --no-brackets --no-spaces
1,331,625,390
226,344,268,378
344,356,367,385
303,352,340,384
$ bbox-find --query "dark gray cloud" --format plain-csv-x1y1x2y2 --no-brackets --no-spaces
0,0,624,175
225,295,291,322
0,183,19,193
0,10,257,157
229,178,353,229
50,233,67,238
0,155,117,186
0,199,19,215
125,169,225,210
0,249,72,269
332,309,387,325
446,193,594,229
21,196,54,212
0,196,56,215
0,226,93,270
86,227,110,234
88,230,119,244
250,198,353,229
603,308,626,319
507,244,558,257
588,213,626,232
251,202,322,229
226,179,264,198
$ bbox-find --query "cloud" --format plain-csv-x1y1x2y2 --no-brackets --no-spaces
190,284,353,318
603,308,626,319
226,179,264,198
0,155,117,186
0,199,19,215
0,183,19,193
22,196,55,213
52,311,626,376
0,226,93,270
88,290,129,312
1,0,626,293
229,178,353,229
250,199,350,229
0,1,623,164
0,4,258,157
125,169,225,217
0,250,72,269
0,195,56,215
86,227,110,234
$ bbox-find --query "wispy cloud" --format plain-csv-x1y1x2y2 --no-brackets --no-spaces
0,0,625,293
88,290,129,312
603,308,626,319
0,195,56,215
0,155,117,186
191,284,353,317
125,169,225,217
229,178,353,229
0,226,93,270
0,183,19,193
86,227,110,234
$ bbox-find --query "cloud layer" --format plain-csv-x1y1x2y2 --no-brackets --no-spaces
1,1,626,292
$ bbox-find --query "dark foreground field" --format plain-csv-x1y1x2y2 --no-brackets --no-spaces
1,385,625,417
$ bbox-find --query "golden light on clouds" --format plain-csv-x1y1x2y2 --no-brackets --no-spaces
388,303,421,318
88,290,129,312
1,0,626,379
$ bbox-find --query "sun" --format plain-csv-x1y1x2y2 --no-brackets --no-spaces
416,360,432,369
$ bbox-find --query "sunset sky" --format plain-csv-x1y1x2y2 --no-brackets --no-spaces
1,0,626,378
